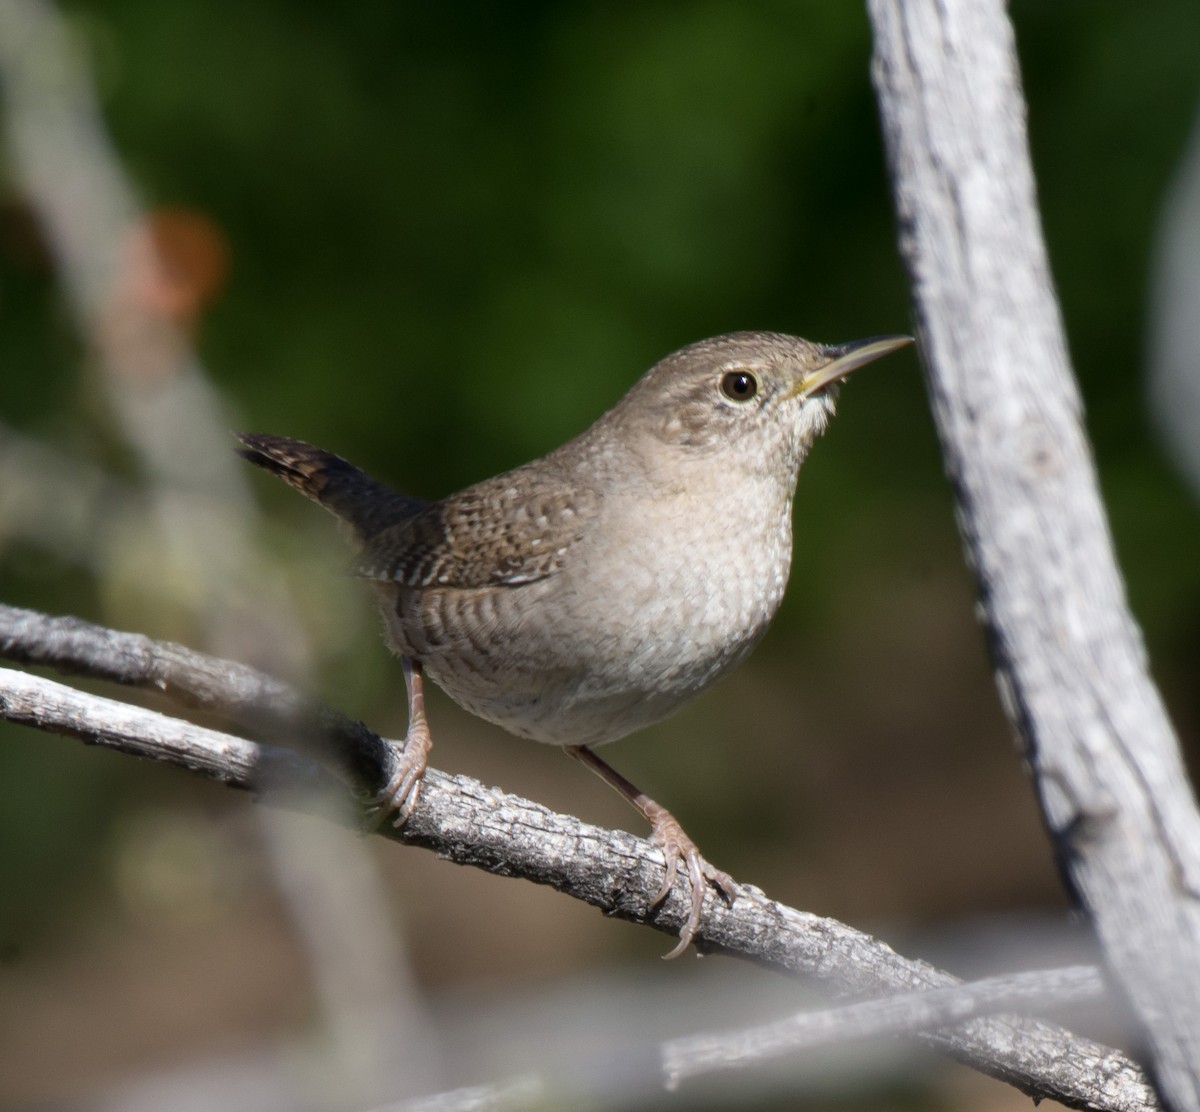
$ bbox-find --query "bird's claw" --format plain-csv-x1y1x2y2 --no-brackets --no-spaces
364,721,432,830
647,807,737,959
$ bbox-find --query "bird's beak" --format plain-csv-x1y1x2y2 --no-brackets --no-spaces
788,334,913,399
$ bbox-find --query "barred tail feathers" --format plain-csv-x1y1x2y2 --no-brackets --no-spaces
236,432,425,541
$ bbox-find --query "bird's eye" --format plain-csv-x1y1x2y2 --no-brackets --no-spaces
720,370,758,402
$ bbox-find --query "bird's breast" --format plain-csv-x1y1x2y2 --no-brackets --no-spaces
578,474,795,684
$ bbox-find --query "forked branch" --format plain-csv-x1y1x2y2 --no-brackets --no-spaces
0,603,1155,1110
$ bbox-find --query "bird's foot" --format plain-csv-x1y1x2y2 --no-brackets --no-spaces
562,745,737,957
645,801,738,960
367,719,432,828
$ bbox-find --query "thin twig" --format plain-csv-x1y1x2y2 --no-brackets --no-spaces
663,965,1104,1088
0,601,388,793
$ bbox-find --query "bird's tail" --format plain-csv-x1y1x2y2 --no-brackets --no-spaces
236,432,426,542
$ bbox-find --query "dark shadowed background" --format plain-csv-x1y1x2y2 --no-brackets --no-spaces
2,3,1198,1108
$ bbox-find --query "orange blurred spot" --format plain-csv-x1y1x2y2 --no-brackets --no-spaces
101,206,231,382
122,207,231,328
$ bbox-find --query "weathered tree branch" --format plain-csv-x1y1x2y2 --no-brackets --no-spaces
0,602,387,794
869,3,1200,1109
0,665,336,797
0,604,1156,1110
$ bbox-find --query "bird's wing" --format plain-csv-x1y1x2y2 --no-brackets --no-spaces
355,470,600,589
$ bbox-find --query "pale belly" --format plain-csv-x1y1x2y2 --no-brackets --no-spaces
380,488,794,747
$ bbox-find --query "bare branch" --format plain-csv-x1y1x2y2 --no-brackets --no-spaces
0,605,1157,1111
869,2,1200,1107
0,601,388,793
0,667,335,798
372,1075,544,1112
664,965,1104,1088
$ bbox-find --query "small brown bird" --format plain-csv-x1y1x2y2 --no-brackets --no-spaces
238,330,910,955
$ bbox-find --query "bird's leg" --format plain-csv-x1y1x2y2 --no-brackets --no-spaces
566,745,737,958
372,657,433,826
